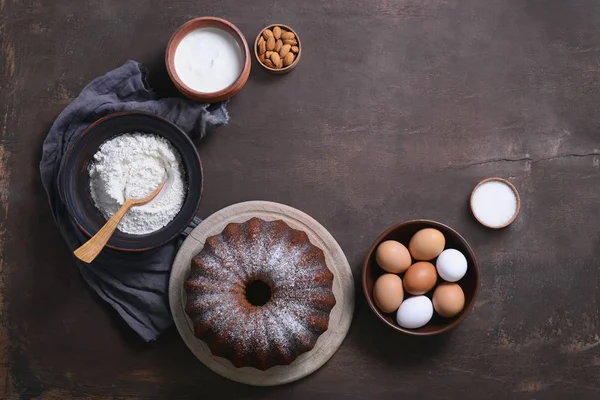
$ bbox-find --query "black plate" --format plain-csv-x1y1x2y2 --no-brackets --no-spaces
58,112,203,252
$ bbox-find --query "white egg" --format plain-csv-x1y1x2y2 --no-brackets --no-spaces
436,249,468,282
396,296,433,329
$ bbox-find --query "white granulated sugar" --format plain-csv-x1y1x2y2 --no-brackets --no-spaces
471,180,518,227
89,133,186,235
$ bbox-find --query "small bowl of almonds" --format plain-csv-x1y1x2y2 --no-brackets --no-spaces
254,24,301,74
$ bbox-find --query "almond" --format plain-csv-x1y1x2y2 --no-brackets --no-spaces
262,29,274,40
266,36,275,51
259,53,266,63
264,59,275,68
281,31,295,40
275,39,283,52
270,52,281,68
265,51,274,58
258,36,265,46
283,52,295,67
258,41,266,55
283,39,297,46
279,44,291,58
291,46,299,53
273,26,282,40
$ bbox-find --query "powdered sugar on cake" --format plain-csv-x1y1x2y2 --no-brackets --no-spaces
184,218,336,369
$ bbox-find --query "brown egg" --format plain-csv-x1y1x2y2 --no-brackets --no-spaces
408,228,446,260
373,274,404,313
376,240,412,273
433,283,465,318
403,262,437,295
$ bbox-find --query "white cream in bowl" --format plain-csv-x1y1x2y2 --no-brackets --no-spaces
174,28,243,93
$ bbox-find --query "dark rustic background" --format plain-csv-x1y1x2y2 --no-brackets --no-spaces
1,0,600,399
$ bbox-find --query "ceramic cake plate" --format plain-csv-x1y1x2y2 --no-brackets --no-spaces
169,200,355,386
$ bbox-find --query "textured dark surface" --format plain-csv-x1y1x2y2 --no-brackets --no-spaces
1,0,600,399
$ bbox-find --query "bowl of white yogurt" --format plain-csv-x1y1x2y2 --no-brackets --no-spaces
166,17,251,103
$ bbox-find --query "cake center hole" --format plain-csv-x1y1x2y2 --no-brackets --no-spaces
245,280,271,306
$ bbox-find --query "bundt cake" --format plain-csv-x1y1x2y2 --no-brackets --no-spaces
184,217,336,371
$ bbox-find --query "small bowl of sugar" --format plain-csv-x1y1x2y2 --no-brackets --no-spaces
166,17,251,103
470,177,521,229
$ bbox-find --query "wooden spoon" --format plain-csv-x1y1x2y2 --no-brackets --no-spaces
74,180,167,263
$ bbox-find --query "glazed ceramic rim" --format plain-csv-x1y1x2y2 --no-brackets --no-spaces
254,24,302,73
361,219,480,336
165,16,251,101
57,111,203,252
470,177,521,229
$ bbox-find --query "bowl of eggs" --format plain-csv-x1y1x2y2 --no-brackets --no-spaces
362,220,480,335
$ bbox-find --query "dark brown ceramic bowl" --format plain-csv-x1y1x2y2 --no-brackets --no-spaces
166,17,251,102
254,24,302,74
362,220,480,336
57,112,203,252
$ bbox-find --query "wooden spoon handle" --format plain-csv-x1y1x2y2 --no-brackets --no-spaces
74,199,134,264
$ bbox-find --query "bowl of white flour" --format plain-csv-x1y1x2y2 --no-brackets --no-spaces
58,112,203,251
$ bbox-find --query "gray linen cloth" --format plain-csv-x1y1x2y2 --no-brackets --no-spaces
39,60,228,341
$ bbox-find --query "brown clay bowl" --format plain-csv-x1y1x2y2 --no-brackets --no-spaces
57,111,203,252
362,220,480,336
166,17,251,102
254,24,301,74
